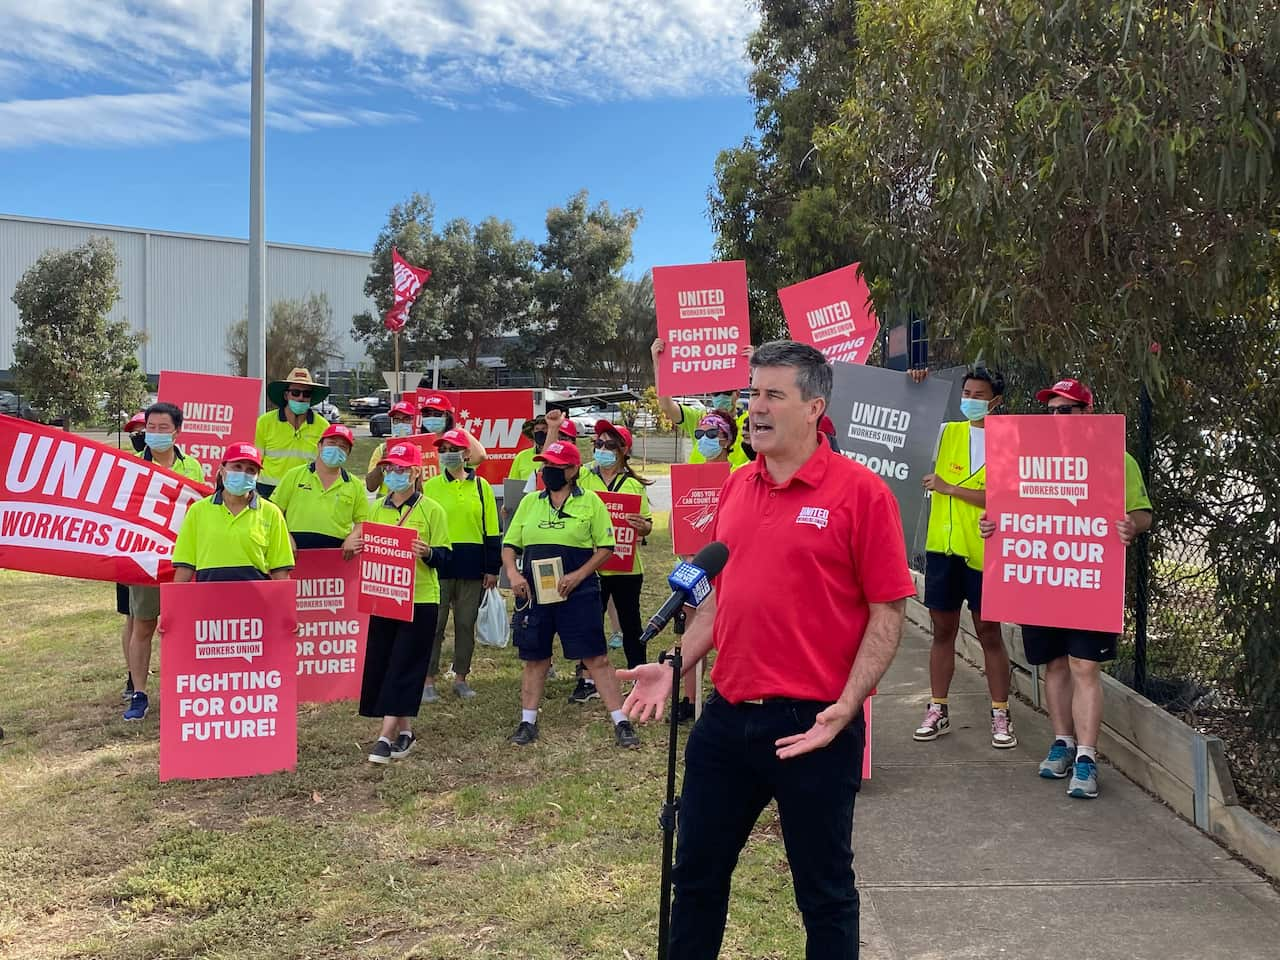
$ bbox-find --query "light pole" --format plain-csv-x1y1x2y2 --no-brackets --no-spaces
248,0,267,407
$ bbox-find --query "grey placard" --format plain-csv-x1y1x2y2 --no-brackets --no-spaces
827,362,954,567
499,478,530,589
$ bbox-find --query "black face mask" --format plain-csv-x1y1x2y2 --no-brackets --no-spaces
541,466,570,492
533,430,548,450
130,433,147,452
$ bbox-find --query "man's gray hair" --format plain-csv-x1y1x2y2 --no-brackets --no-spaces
749,340,833,403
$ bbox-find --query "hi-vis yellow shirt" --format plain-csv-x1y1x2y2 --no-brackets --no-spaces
367,492,452,604
272,462,370,544
172,491,295,580
925,421,986,571
254,408,329,487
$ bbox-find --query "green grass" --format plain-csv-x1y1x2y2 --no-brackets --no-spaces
0,531,801,960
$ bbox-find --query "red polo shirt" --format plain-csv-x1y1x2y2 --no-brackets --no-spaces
709,440,916,703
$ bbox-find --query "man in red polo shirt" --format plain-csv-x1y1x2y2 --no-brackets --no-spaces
621,340,916,960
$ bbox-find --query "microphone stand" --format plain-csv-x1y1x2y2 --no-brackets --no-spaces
655,608,685,960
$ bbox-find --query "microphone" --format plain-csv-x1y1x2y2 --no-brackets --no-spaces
638,541,730,646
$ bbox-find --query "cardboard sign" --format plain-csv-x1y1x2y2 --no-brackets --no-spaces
357,521,417,621
0,415,212,585
670,462,732,556
981,415,1127,633
292,549,368,702
826,363,953,568
158,371,263,482
158,579,298,782
778,264,879,366
595,491,643,573
653,261,751,395
455,389,535,485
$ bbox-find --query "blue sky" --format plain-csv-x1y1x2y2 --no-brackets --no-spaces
0,1,760,275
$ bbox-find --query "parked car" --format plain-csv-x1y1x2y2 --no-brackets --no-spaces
312,400,341,422
0,390,39,421
369,412,392,437
349,390,391,416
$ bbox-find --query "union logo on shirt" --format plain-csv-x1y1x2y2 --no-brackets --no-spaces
796,506,829,529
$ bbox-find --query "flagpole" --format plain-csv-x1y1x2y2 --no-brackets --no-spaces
394,331,401,401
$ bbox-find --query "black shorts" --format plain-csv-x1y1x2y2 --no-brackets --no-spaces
116,583,131,616
514,587,607,662
923,552,984,616
1020,625,1118,665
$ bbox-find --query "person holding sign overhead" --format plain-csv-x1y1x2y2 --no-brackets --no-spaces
254,368,330,497
501,440,641,749
344,442,452,764
271,423,370,549
979,378,1152,799
420,428,501,703
650,338,752,467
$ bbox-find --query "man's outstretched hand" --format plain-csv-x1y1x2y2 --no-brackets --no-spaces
617,662,674,724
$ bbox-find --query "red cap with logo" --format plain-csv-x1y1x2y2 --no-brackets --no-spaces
389,400,417,419
433,428,471,449
320,423,355,447
1035,378,1094,407
534,440,581,467
594,419,633,452
222,442,263,467
379,442,423,468
557,417,579,440
124,412,146,433
418,393,455,413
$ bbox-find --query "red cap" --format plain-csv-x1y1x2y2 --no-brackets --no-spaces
389,400,416,419
433,428,471,449
594,419,633,452
1035,378,1094,407
124,412,146,433
418,393,455,413
534,440,581,467
818,415,836,437
379,442,423,468
554,416,578,439
222,442,263,468
320,423,355,447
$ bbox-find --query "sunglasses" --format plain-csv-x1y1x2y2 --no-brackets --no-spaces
286,389,313,399
693,428,723,440
1048,404,1085,415
593,439,621,451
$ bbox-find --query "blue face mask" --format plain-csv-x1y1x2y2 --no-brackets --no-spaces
712,394,736,413
145,432,174,452
320,445,348,467
223,470,256,496
288,399,311,416
421,416,447,434
593,449,618,469
697,436,724,459
439,451,465,470
384,470,412,493
960,398,990,422
391,422,412,438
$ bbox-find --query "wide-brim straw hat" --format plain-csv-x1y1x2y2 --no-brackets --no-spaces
266,367,331,408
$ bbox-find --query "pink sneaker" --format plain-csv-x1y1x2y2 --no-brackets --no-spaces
913,703,951,741
991,709,1017,749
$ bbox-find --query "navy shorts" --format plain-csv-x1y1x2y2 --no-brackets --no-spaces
1021,626,1118,665
514,586,607,662
115,583,130,616
923,551,984,616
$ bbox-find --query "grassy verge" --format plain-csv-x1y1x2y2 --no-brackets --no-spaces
0,531,802,960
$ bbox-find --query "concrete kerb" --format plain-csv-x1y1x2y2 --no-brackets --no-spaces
906,569,1280,883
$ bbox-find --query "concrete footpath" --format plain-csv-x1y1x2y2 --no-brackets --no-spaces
852,618,1280,960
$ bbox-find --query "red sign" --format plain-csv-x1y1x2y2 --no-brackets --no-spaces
401,435,442,479
778,264,879,366
455,389,535,484
385,247,431,332
158,579,298,782
292,549,368,703
158,371,263,481
670,462,732,556
595,492,642,573
981,415,1128,633
357,521,418,621
0,415,212,585
653,261,751,395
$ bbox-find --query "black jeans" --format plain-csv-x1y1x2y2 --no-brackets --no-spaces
599,574,645,668
670,693,864,960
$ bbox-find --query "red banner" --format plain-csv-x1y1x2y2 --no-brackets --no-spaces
385,248,431,332
670,462,731,556
595,492,642,573
158,579,298,782
981,415,1128,633
778,264,879,366
357,521,418,621
455,389,535,484
0,415,212,585
653,261,751,395
158,371,263,481
292,549,368,703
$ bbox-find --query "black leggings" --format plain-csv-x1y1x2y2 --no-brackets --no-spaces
599,574,646,668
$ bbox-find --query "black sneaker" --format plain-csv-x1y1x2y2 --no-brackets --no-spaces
509,721,539,746
676,697,696,724
122,673,134,700
614,719,641,749
568,679,599,704
390,733,415,759
368,740,392,764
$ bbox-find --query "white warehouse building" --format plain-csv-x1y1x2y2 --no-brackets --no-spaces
0,213,376,380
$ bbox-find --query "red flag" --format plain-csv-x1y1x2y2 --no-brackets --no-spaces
384,247,431,332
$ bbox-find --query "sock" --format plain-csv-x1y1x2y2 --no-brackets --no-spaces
1076,745,1097,762
1055,735,1077,749
583,677,597,687
399,730,412,739
610,709,627,725
931,697,948,706
378,736,392,746
521,708,538,725
991,700,1009,712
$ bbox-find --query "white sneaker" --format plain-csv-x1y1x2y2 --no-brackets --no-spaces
991,709,1017,749
913,703,951,741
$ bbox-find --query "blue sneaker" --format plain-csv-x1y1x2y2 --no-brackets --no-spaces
608,631,624,650
1068,756,1100,798
1039,740,1074,779
123,691,149,721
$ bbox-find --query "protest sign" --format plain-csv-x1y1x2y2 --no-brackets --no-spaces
670,463,731,556
826,363,953,565
292,549,368,702
981,415,1127,633
0,415,211,585
653,261,750,395
594,491,642,573
778,264,879,366
158,579,297,782
400,436,441,479
455,389,535,484
157,371,262,481
357,521,417,621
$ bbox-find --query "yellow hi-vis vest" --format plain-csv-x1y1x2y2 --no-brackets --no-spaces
924,421,986,571
254,408,329,487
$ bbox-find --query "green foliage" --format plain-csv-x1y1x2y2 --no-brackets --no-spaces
226,293,340,382
10,237,147,425
640,385,673,432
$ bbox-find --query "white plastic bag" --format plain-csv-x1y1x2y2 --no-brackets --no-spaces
476,587,510,648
